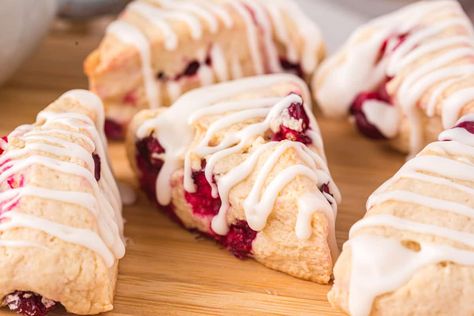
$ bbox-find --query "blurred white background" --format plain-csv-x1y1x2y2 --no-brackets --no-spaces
0,0,473,85
296,0,474,52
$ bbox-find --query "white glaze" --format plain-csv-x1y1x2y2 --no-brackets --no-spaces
107,20,160,109
228,1,264,75
136,74,313,205
343,114,474,315
316,0,474,155
348,234,474,316
0,90,124,267
265,0,322,74
362,100,400,138
241,0,281,73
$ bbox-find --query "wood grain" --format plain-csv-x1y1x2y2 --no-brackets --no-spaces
0,17,405,316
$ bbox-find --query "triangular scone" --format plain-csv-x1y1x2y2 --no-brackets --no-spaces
85,0,324,139
0,91,125,315
314,0,474,157
329,114,474,315
126,74,340,283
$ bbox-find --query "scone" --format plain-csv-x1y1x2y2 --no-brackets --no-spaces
329,114,474,315
126,74,340,283
85,0,324,139
0,90,125,315
314,0,474,156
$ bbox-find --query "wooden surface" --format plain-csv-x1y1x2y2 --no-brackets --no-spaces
0,18,406,316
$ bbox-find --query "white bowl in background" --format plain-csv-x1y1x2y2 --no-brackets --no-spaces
0,0,126,86
0,0,57,85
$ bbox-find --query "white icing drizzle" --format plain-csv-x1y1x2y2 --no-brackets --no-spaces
210,44,229,82
241,0,281,73
263,0,322,74
151,0,219,34
135,74,340,248
228,1,264,75
0,90,124,267
316,0,474,155
362,99,400,138
441,88,474,128
342,114,474,315
136,74,313,205
348,235,474,316
106,20,160,109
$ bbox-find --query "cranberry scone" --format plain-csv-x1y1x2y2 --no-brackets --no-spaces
0,90,125,315
126,74,340,283
314,0,474,157
329,114,474,315
85,0,324,139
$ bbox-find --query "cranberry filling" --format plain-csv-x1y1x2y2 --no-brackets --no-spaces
184,170,221,217
377,32,409,63
104,119,124,140
455,120,474,134
157,57,213,82
280,58,304,78
216,220,257,259
271,101,312,144
135,135,184,224
92,153,101,182
135,135,165,202
320,183,334,205
349,82,393,140
3,291,56,316
122,91,138,107
0,136,7,156
349,32,409,139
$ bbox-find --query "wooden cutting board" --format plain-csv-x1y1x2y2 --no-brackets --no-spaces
0,18,405,316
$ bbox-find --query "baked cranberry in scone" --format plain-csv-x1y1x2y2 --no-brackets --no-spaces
314,0,474,156
126,74,341,284
0,90,125,315
329,114,474,315
85,0,325,139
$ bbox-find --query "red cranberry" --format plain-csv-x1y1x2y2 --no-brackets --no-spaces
349,82,393,140
0,136,7,156
135,136,186,225
320,183,333,205
157,71,167,80
122,91,137,107
104,119,124,140
271,101,312,144
280,58,304,78
92,153,101,182
3,291,56,316
217,220,257,259
135,135,165,202
174,61,201,81
456,120,474,134
377,32,409,63
184,170,221,217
